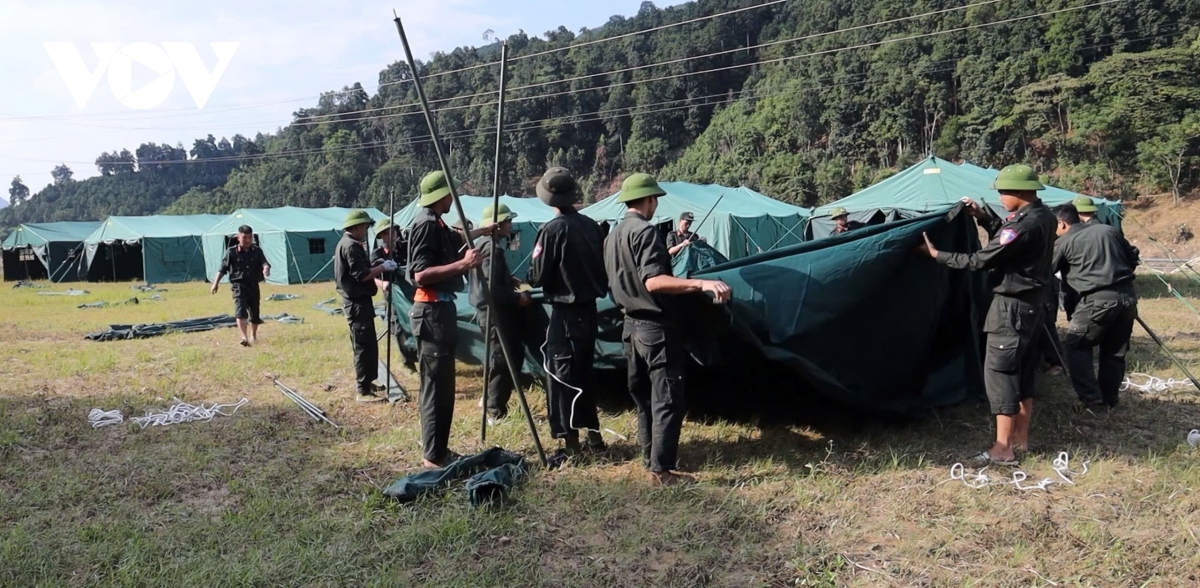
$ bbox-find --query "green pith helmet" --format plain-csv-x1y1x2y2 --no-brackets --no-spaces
830,207,849,219
537,167,580,208
616,173,667,203
419,170,453,207
374,217,393,234
481,203,517,227
343,209,375,230
1071,195,1098,213
991,164,1045,192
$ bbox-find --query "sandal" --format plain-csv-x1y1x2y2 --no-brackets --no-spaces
970,451,1019,467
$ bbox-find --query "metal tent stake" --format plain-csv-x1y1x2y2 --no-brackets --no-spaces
393,16,547,467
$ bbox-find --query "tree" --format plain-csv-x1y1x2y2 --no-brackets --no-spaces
1138,113,1200,206
51,164,74,185
9,176,29,206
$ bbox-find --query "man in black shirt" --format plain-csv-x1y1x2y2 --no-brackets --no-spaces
917,164,1057,466
830,207,864,234
604,173,731,485
334,210,394,403
468,202,531,421
529,167,609,455
665,212,704,257
1053,204,1140,408
211,224,270,347
407,170,493,468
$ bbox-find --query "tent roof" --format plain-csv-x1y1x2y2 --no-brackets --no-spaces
3,221,102,249
814,157,1118,216
85,214,226,243
206,207,386,234
394,195,556,228
582,182,809,225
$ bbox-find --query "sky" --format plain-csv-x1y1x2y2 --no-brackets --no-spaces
0,0,686,192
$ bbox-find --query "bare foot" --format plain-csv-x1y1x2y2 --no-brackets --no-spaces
650,470,696,486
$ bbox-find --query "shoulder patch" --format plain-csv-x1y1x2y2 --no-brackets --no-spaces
532,241,543,259
999,228,1018,245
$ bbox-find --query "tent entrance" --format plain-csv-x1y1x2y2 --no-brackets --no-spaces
2,247,49,281
88,242,144,282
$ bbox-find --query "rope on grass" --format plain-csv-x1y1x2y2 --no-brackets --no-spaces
949,452,1085,491
1188,429,1200,449
1121,373,1197,394
128,398,249,429
88,408,124,428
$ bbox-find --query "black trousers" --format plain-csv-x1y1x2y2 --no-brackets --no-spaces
623,318,686,472
477,305,525,418
983,295,1044,415
1064,290,1138,407
231,282,262,324
1038,278,1064,367
342,297,377,394
545,302,600,440
411,301,458,463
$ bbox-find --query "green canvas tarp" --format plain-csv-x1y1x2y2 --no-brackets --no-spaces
389,207,987,417
84,215,224,283
809,157,1123,238
394,195,556,279
581,182,809,261
203,207,387,285
2,221,100,282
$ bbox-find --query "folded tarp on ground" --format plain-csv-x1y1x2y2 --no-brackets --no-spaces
383,447,526,506
85,313,305,341
38,289,89,296
390,206,987,417
267,293,301,301
78,297,140,309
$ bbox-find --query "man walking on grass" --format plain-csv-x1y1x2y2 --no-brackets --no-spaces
211,225,270,347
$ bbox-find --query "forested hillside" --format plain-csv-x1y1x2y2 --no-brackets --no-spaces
4,0,1199,228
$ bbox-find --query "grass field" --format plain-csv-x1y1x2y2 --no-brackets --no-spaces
2,277,1200,587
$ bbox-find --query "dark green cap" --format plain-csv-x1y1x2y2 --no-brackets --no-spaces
992,164,1045,192
481,203,517,227
830,207,849,219
616,173,666,204
1071,196,1098,213
343,209,375,230
537,167,580,208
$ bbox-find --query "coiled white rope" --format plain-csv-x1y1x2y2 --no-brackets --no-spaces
88,408,124,428
1121,373,1196,394
1188,429,1200,449
949,451,1087,491
128,398,249,429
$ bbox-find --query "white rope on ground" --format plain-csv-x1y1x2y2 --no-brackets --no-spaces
949,452,1086,492
88,408,123,428
1121,372,1197,394
1188,429,1200,449
128,398,249,429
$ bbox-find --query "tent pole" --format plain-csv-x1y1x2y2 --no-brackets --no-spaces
394,15,546,466
386,189,396,401
481,40,509,442
1136,315,1200,392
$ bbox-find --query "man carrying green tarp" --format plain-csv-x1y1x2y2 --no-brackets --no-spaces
917,164,1057,467
605,173,731,485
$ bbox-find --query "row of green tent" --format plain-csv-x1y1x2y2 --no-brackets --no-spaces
2,158,1120,285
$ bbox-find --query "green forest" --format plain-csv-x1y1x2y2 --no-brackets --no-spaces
4,0,1199,230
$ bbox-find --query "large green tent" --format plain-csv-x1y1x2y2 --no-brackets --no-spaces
2,221,101,282
809,157,1122,238
388,206,987,417
394,195,556,280
581,182,809,260
84,215,225,283
202,207,387,285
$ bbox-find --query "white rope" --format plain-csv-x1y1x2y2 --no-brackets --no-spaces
88,408,123,428
1121,373,1196,394
128,398,249,429
1188,429,1200,449
949,452,1085,492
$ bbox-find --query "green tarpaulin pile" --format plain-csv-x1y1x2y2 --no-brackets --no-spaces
390,207,987,416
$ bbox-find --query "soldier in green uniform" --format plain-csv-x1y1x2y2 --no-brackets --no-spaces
1053,204,1140,408
372,217,417,371
407,171,494,468
334,210,394,402
917,165,1057,466
666,212,705,257
1072,196,1098,224
604,173,732,485
830,207,864,234
529,168,609,456
211,224,270,347
469,202,531,422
